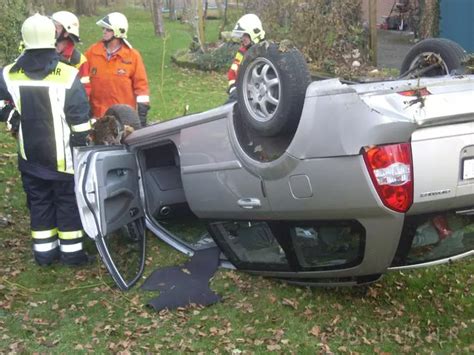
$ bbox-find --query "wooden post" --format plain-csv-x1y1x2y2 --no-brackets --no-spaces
369,0,377,65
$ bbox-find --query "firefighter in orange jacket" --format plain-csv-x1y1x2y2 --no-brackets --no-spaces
227,14,265,102
52,11,91,97
85,12,150,126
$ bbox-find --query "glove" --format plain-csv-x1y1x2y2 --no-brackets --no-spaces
227,85,238,103
227,84,236,95
7,109,20,133
0,102,21,133
137,103,150,127
70,131,89,147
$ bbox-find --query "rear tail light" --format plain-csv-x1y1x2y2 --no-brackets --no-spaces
363,143,413,213
398,88,431,97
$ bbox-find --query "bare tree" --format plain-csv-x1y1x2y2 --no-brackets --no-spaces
65,0,75,9
197,0,205,49
181,0,193,23
76,0,97,16
216,0,229,38
151,0,165,37
169,0,176,20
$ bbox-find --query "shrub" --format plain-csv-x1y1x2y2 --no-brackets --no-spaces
175,1,372,76
240,0,369,74
172,41,239,72
0,0,27,66
194,42,240,72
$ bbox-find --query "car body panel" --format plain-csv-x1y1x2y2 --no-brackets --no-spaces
74,75,474,288
409,121,474,213
289,76,474,159
74,146,145,237
74,146,146,290
179,117,271,219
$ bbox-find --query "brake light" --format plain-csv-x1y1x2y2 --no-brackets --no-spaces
363,143,413,213
398,88,431,97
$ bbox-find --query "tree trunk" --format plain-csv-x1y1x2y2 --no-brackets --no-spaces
197,0,206,51
368,0,377,65
216,0,228,38
152,0,166,37
76,0,97,16
144,0,152,10
65,0,75,9
169,0,176,20
182,0,193,23
202,0,208,36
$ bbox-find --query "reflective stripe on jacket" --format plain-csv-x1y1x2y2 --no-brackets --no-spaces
85,41,150,118
227,46,248,88
2,62,91,174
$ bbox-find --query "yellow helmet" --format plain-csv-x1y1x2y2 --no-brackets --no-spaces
21,13,56,50
52,11,80,41
232,14,265,44
96,12,128,39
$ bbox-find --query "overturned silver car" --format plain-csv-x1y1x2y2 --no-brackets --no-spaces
74,38,474,290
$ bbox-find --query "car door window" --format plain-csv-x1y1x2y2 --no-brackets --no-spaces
208,220,365,272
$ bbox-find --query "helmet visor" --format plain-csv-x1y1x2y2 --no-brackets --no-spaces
231,29,245,39
96,17,112,30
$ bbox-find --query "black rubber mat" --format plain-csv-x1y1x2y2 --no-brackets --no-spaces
141,247,221,311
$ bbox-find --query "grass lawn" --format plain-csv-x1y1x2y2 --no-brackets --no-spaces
0,7,473,353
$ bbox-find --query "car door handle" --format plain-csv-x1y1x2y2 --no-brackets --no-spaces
237,198,262,209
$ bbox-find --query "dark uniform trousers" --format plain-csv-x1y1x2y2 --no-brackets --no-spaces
21,172,84,265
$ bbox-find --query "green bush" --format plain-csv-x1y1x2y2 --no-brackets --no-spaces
174,1,369,76
194,42,239,72
172,42,239,73
0,0,27,66
223,0,369,75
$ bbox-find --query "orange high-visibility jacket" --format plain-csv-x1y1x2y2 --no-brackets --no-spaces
85,41,150,118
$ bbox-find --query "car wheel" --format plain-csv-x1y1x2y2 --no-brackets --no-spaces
400,38,467,78
237,41,311,137
104,104,142,130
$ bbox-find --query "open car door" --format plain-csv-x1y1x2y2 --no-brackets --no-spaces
74,146,145,290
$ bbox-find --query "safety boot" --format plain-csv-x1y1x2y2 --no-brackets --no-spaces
34,247,60,266
60,250,96,267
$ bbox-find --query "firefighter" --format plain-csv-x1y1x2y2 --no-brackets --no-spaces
227,14,266,102
0,13,92,266
85,12,150,126
52,10,91,97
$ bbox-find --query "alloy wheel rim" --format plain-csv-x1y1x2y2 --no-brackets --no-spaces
242,57,281,123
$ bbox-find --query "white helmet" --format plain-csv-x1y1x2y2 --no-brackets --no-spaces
21,13,56,50
52,11,80,41
96,12,128,39
232,14,265,44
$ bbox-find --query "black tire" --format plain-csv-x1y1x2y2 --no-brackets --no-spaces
236,41,311,137
104,104,141,130
400,38,467,78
